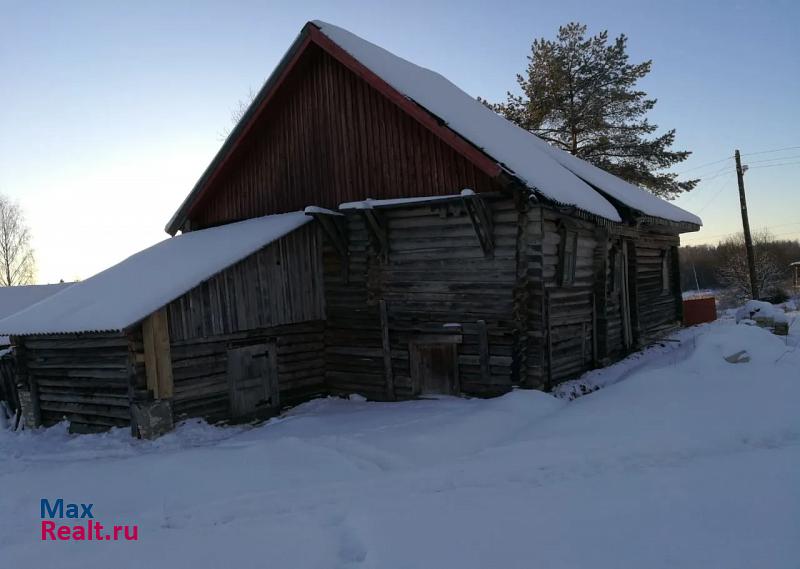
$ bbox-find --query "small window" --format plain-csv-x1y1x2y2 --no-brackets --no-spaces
661,249,671,292
559,227,578,286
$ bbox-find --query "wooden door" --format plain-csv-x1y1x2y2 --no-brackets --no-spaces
410,342,460,396
227,343,279,420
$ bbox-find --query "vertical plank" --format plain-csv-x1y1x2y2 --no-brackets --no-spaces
477,319,490,385
379,299,395,400
142,314,159,397
545,291,553,388
153,309,174,399
126,332,140,437
142,308,173,399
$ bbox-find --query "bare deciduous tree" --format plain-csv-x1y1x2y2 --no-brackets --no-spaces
0,195,35,286
716,230,782,300
218,87,257,141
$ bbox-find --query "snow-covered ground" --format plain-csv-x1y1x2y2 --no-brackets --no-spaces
1,315,799,568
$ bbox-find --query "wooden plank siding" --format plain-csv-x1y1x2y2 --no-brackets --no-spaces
186,45,503,231
165,223,325,341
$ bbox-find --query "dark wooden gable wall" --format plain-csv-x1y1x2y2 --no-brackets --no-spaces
188,44,503,230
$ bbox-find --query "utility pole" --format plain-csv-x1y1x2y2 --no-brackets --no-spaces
734,149,759,300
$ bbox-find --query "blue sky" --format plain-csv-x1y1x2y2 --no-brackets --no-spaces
1,0,798,283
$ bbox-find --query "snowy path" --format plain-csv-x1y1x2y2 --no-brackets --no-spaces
1,319,798,568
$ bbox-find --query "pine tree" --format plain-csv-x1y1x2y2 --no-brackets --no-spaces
484,23,697,199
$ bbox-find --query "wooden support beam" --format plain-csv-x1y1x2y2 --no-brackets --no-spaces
142,308,174,399
477,319,490,385
309,212,350,283
379,300,395,401
463,195,494,256
363,210,388,259
545,292,553,389
310,212,349,260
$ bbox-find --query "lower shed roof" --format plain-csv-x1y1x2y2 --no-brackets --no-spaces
0,212,310,336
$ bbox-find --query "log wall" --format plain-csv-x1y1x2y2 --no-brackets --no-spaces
522,208,600,387
169,321,326,422
631,231,682,342
324,196,521,398
15,333,145,431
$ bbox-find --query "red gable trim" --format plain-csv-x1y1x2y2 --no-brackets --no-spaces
172,23,502,233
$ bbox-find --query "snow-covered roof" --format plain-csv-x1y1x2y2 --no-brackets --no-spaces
304,206,343,217
315,21,701,226
0,212,311,336
0,283,74,345
0,283,73,321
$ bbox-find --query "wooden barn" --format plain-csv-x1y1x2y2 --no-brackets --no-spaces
0,21,701,435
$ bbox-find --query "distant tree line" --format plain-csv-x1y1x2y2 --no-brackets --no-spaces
680,232,800,301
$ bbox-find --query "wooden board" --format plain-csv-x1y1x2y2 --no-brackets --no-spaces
142,308,173,399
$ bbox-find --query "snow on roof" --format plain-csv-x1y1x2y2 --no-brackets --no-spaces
315,21,701,226
0,283,73,321
304,206,343,216
0,212,310,336
527,139,703,225
339,193,466,210
0,283,74,345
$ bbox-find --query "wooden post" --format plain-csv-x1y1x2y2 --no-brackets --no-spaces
591,294,598,367
142,308,174,399
592,230,609,363
126,333,140,437
545,291,553,388
735,149,759,300
477,320,490,385
379,300,395,401
511,191,530,387
14,338,40,428
626,240,641,347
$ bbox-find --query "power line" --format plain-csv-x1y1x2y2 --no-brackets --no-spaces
744,154,800,165
693,172,736,212
740,145,800,157
747,160,800,170
674,155,733,175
